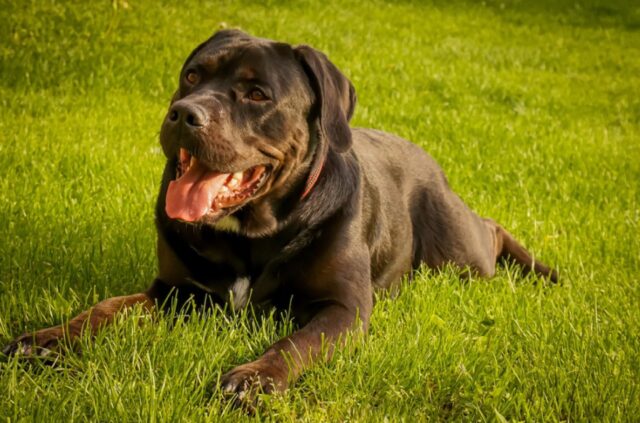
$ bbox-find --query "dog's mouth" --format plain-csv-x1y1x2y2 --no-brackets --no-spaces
165,148,269,222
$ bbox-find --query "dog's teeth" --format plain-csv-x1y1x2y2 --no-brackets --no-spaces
226,171,244,189
228,176,241,188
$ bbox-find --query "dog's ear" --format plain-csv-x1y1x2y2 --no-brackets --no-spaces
294,45,356,153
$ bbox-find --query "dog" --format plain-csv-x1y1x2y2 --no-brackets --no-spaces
3,29,557,403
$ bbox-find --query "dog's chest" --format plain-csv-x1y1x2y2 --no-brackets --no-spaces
189,235,293,310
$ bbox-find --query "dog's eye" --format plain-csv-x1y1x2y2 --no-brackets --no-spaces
185,70,199,85
247,88,268,102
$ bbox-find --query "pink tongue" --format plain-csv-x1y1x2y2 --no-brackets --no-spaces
165,160,229,222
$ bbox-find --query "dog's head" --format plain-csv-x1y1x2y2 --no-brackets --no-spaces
159,29,356,235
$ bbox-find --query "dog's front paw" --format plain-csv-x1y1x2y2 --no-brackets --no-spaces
2,327,64,360
220,357,289,407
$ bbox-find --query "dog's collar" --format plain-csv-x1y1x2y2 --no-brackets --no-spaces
300,155,326,200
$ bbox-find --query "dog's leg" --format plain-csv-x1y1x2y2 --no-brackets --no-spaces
486,219,558,282
220,302,370,404
2,292,155,359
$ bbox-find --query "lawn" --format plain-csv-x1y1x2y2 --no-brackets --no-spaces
1,0,639,420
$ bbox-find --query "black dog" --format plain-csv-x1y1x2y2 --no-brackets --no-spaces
3,30,557,402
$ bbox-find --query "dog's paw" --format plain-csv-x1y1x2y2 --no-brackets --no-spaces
220,358,288,408
2,328,63,360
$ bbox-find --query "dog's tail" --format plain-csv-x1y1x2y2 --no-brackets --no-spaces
490,221,558,283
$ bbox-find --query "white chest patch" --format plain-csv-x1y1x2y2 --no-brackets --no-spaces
229,276,251,309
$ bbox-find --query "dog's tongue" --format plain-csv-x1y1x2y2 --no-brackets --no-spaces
165,160,229,222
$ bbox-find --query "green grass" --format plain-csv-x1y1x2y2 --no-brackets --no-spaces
1,0,639,420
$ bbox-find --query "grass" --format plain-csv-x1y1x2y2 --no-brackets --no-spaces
1,0,639,420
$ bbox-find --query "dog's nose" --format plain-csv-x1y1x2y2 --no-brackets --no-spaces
167,101,208,127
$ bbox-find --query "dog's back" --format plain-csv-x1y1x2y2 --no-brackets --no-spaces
352,128,503,285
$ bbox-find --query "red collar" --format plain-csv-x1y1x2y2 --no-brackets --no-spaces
300,155,326,200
